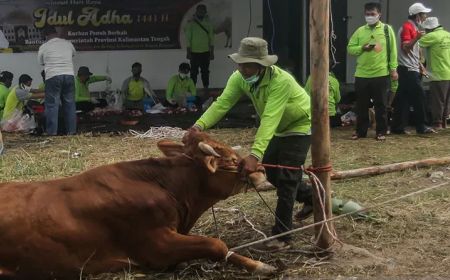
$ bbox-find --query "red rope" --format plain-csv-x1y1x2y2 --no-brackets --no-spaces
259,163,333,174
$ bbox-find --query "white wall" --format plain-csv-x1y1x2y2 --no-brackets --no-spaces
0,0,263,91
346,0,450,83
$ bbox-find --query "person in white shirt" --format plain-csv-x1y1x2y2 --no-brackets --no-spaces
0,30,9,49
37,26,76,135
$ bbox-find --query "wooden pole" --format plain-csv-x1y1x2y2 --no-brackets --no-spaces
309,0,334,251
331,156,450,180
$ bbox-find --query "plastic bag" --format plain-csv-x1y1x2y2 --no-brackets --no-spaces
0,109,36,132
341,110,357,126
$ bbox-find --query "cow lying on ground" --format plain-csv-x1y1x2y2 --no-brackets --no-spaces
0,132,276,279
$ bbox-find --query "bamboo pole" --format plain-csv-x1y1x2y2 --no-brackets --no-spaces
331,156,450,180
254,156,450,191
309,0,334,251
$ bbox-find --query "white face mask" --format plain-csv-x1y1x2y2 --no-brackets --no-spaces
365,15,380,25
179,73,189,80
20,84,32,91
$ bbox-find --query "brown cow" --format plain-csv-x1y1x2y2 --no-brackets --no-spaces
0,132,276,279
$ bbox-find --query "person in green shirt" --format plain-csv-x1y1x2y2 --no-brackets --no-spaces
166,63,197,110
185,37,312,251
304,71,342,127
75,66,111,112
0,71,13,120
419,17,450,129
185,4,214,91
347,2,398,140
121,62,156,110
2,74,45,123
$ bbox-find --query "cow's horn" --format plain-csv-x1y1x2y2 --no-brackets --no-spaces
198,142,221,157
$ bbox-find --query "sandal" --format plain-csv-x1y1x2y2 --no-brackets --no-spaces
375,134,386,141
418,127,437,134
351,134,359,140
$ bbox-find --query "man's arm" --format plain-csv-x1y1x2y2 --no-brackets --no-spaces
188,79,197,96
388,25,399,72
121,78,130,98
347,28,364,56
142,78,156,98
185,22,193,59
208,22,215,60
418,33,435,48
401,23,422,52
16,88,44,101
194,72,243,130
166,76,176,102
37,46,44,66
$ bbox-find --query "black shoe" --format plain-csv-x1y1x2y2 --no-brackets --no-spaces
295,204,314,221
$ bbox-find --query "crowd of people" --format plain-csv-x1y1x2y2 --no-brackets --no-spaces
0,2,449,252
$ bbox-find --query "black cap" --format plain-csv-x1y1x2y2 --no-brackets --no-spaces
78,66,92,76
0,71,13,80
18,74,32,84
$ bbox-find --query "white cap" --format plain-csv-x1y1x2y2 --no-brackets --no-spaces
408,3,432,16
422,17,440,30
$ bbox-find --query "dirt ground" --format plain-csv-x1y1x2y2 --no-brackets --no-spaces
0,126,449,279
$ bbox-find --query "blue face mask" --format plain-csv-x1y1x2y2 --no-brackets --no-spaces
243,74,260,85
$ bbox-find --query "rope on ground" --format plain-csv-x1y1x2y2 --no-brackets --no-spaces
125,127,186,140
230,180,450,252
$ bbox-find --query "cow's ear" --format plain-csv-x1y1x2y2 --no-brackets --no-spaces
203,156,218,173
157,140,184,157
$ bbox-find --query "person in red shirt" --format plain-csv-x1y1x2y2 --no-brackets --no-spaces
391,3,435,134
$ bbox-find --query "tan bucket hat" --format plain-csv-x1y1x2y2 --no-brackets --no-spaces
229,37,278,66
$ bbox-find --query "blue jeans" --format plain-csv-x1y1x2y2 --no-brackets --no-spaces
45,75,76,135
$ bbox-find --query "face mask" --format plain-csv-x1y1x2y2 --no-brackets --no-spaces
365,15,379,25
20,84,31,91
179,73,189,80
243,74,260,85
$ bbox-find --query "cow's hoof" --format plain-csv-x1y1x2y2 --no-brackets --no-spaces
253,261,277,274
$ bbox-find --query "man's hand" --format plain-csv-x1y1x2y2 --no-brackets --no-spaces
209,47,215,60
182,126,201,144
106,76,112,82
362,44,375,52
390,69,399,81
238,155,259,177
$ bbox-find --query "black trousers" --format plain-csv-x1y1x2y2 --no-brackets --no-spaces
355,76,389,136
262,135,312,241
391,66,428,132
190,52,210,88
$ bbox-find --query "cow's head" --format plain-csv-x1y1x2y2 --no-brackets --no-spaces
157,131,272,197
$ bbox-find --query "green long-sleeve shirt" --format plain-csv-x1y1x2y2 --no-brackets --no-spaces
166,75,196,102
0,82,10,120
419,27,450,81
185,17,214,53
75,75,107,102
347,21,398,78
304,73,341,117
195,66,311,160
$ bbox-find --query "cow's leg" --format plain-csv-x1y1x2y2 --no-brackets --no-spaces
152,231,276,275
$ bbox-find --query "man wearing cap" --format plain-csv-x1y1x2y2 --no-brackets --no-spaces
38,26,76,135
347,2,398,141
391,3,435,135
186,37,313,250
75,66,112,112
419,17,450,129
0,71,14,120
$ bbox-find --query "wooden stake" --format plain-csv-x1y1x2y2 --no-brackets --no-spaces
331,156,450,180
309,0,334,251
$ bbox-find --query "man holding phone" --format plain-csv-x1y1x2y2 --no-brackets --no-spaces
347,2,398,141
